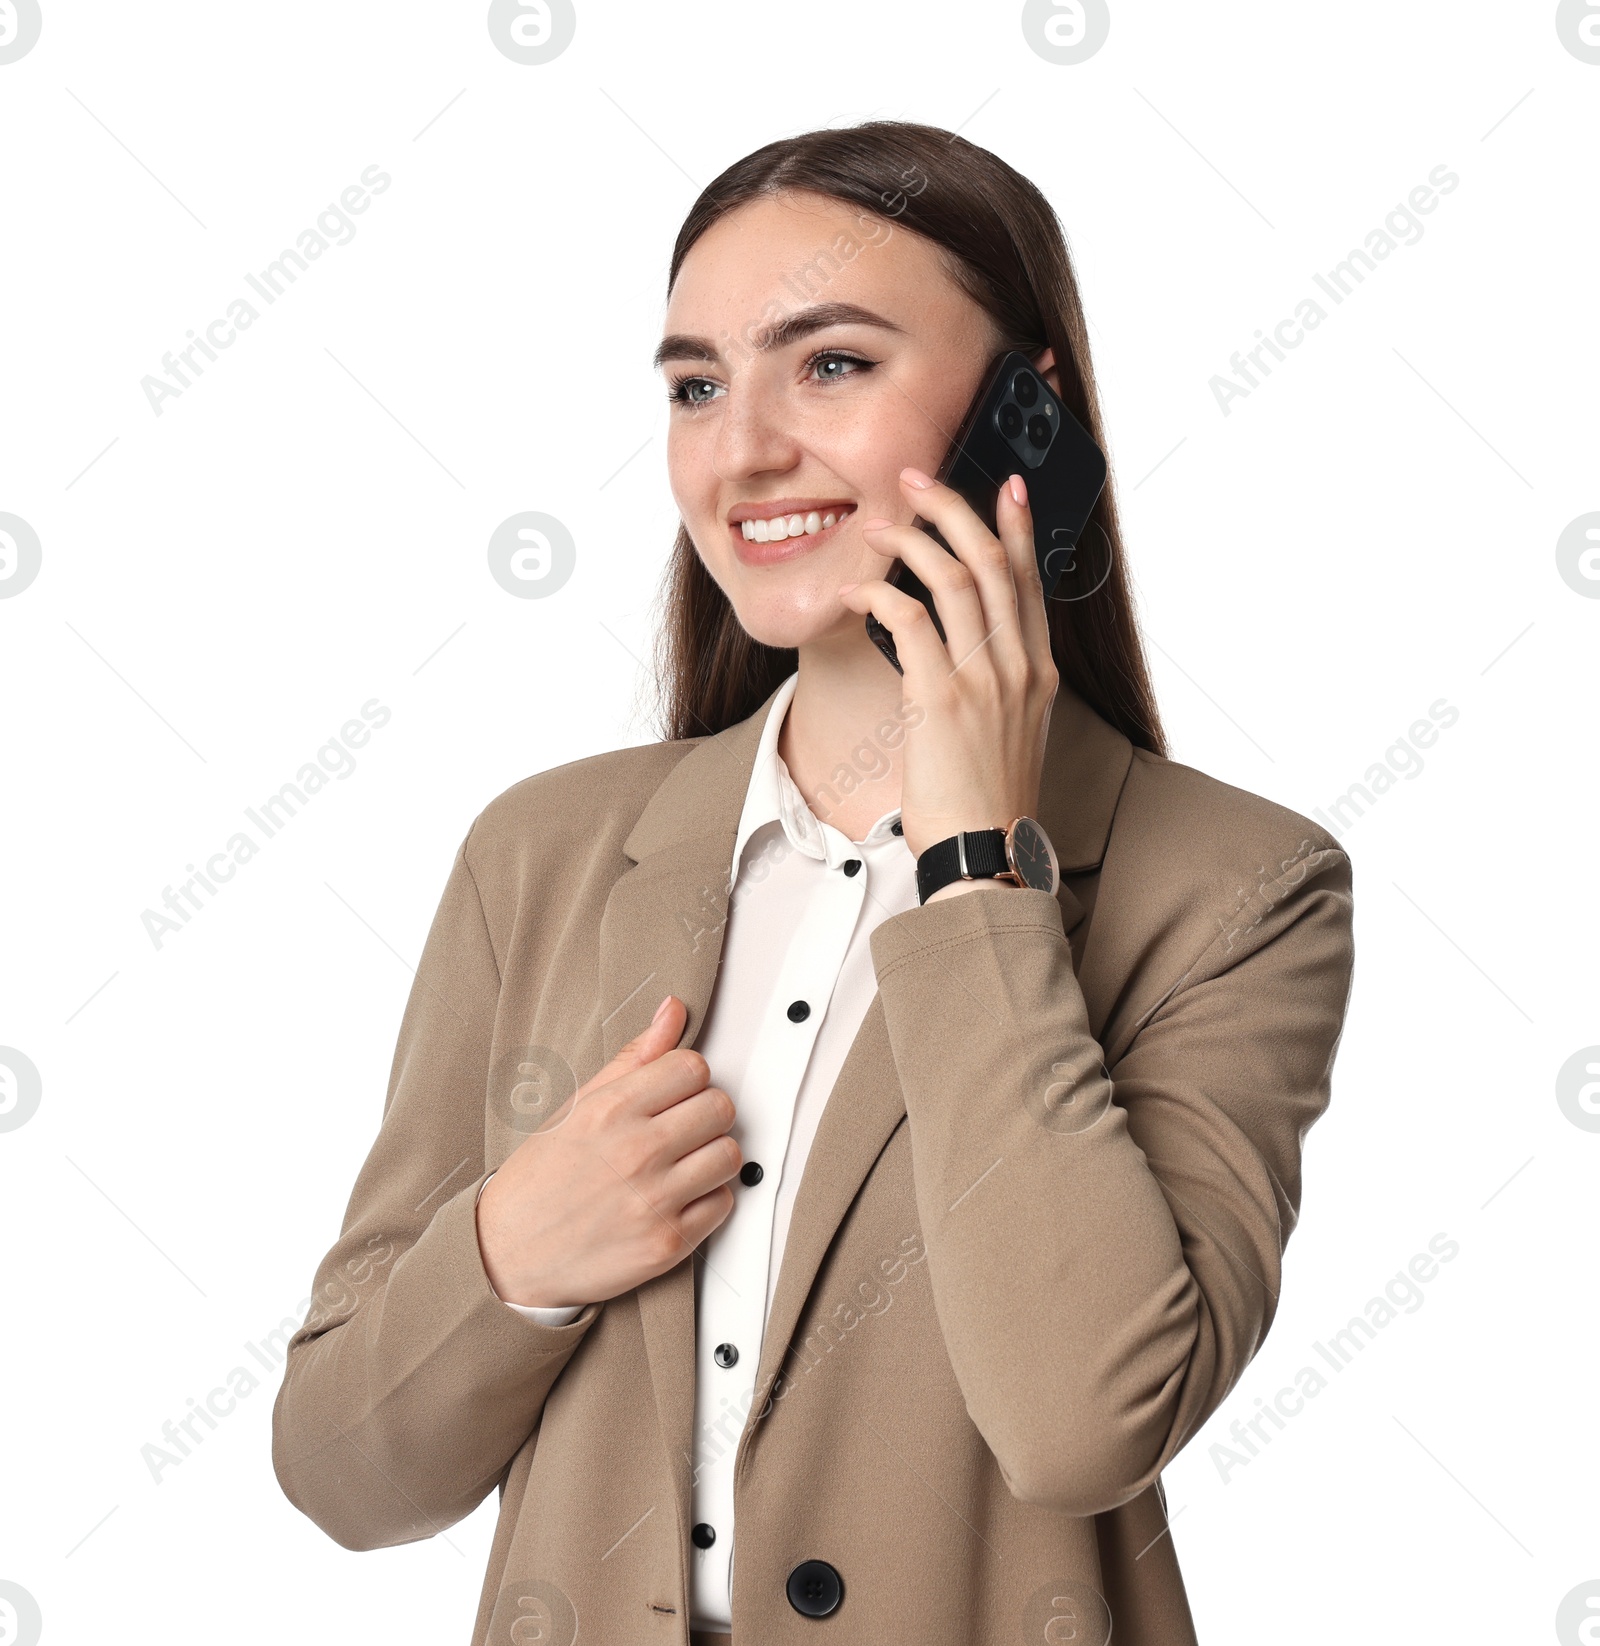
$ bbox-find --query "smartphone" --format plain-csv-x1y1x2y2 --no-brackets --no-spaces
865,349,1108,674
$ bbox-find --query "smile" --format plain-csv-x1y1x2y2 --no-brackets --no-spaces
729,503,856,566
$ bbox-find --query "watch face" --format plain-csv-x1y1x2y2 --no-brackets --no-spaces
1007,817,1059,893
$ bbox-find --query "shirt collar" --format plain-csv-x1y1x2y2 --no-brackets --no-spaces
728,670,903,887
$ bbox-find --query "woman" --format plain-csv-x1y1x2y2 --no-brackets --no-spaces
272,120,1355,1646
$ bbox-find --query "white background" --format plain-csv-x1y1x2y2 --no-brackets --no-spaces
1,2,1596,1642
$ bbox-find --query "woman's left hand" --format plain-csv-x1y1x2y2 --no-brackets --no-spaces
838,466,1059,869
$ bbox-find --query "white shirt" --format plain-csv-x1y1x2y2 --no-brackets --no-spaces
479,670,920,1630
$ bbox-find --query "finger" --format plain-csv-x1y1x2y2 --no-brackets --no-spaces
671,1179,737,1250
838,572,958,690
665,1134,744,1215
650,1084,737,1168
898,468,1025,671
857,516,990,666
628,1054,718,1123
998,472,1053,668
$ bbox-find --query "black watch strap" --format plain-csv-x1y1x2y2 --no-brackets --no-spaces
916,828,1012,905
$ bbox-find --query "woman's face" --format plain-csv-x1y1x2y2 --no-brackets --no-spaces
658,189,1017,652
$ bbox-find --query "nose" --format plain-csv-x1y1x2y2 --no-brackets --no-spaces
710,370,801,483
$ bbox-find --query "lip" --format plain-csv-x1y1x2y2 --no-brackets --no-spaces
729,501,857,567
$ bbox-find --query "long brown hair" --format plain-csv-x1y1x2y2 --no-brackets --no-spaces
648,119,1168,759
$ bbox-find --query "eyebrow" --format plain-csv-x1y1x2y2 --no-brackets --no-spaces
652,301,907,372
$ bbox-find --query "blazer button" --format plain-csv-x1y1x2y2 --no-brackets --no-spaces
691,1523,716,1549
786,1559,843,1617
842,858,861,876
787,1000,810,1022
714,1342,739,1368
740,1162,764,1186
890,819,903,836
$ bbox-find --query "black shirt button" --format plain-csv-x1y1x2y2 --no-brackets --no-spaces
842,858,861,876
786,1559,843,1617
714,1342,739,1368
891,819,903,835
787,1000,810,1023
740,1161,764,1186
691,1522,716,1549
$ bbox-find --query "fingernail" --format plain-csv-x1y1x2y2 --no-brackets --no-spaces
900,466,935,490
1009,473,1027,507
653,995,672,1025
857,518,895,532
838,582,859,595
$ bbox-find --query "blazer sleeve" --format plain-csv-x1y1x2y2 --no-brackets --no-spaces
270,821,602,1551
867,835,1354,1518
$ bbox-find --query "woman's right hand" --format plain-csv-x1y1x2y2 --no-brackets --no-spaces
474,995,742,1309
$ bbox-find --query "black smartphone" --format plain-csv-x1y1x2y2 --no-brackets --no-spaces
865,349,1108,674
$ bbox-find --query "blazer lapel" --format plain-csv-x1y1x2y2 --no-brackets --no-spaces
595,684,783,1549
1044,681,1138,879
741,680,1134,1429
592,673,1135,1531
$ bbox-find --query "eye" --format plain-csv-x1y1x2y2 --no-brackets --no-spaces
665,374,721,409
804,348,875,385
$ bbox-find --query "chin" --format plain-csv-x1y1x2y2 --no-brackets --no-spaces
724,582,862,651
729,591,860,653
699,536,879,652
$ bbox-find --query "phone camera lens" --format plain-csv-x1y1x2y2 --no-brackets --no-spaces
1012,371,1039,408
1027,414,1052,449
998,403,1024,439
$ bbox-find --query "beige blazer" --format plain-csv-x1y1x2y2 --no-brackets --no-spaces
271,675,1355,1646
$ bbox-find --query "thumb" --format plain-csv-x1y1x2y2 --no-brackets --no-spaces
606,994,683,1076
542,998,683,1134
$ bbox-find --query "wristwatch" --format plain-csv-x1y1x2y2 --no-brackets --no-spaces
914,816,1060,905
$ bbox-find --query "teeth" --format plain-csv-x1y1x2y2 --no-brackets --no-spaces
741,508,850,543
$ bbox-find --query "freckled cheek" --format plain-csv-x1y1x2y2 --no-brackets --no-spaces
817,404,940,520
664,426,719,531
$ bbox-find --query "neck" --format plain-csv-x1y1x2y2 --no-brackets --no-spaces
776,625,908,843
